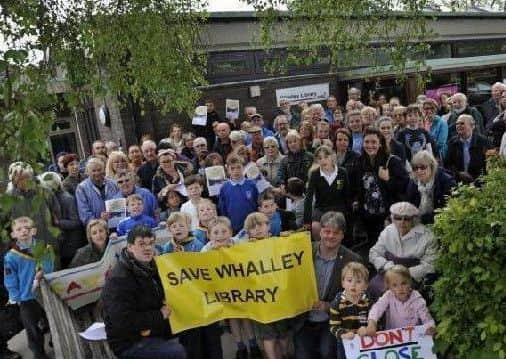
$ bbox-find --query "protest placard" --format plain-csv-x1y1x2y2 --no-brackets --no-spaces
105,198,126,228
226,99,240,121
343,326,437,359
205,165,227,196
155,232,318,333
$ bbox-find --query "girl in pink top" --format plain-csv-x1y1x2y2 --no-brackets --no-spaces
366,265,436,336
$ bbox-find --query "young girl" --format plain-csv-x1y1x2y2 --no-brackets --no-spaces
304,145,350,241
193,199,217,243
159,189,183,222
201,217,261,358
366,265,436,336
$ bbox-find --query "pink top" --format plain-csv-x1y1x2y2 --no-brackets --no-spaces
368,290,435,329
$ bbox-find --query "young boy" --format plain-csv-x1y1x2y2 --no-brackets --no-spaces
218,155,259,234
161,212,203,253
202,217,260,358
4,216,54,359
285,177,305,229
258,190,282,236
117,194,157,236
181,175,205,230
245,212,293,359
193,199,217,244
329,261,374,359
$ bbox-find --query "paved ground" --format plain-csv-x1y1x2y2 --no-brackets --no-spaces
9,329,237,359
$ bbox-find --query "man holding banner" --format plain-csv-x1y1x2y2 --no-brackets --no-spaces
293,212,362,359
102,225,185,359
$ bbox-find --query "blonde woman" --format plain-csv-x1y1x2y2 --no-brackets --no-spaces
106,151,129,179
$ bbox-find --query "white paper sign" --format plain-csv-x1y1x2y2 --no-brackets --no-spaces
105,198,126,228
226,99,240,121
343,326,437,359
275,83,330,106
244,163,272,193
205,165,226,197
192,115,207,126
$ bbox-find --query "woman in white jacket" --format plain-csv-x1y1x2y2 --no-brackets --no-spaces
368,201,438,296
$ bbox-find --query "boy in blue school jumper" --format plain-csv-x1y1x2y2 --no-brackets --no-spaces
160,212,204,253
218,155,259,234
116,193,157,236
4,216,54,359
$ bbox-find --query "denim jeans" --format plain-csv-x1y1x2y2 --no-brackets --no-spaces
294,321,336,359
120,337,186,359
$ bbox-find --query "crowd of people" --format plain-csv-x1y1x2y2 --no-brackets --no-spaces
2,82,506,359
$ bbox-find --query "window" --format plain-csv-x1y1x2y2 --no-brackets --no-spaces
454,39,506,58
467,68,499,105
208,52,254,76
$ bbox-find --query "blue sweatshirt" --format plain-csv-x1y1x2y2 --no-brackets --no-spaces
4,238,54,302
116,214,157,236
193,227,208,243
160,237,204,253
218,178,259,234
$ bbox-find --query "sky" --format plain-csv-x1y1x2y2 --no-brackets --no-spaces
207,0,255,12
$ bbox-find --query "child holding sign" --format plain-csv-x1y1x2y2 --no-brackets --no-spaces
329,262,374,359
201,217,261,358
245,212,295,359
366,265,436,336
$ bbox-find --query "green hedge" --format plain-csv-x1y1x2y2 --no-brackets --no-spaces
432,158,506,358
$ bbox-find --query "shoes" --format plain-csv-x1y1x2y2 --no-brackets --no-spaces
236,347,248,359
249,345,262,359
0,348,22,359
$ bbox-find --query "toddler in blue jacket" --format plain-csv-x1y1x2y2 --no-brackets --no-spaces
117,193,157,236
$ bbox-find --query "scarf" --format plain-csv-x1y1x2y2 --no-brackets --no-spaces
417,178,435,215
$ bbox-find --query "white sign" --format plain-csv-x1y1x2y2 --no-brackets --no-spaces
205,165,227,197
226,99,240,121
275,83,330,106
343,326,437,359
105,198,126,228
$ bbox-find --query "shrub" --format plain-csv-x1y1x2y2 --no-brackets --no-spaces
432,158,506,358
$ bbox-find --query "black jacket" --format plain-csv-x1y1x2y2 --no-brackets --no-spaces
278,150,314,185
480,98,500,128
137,161,158,190
102,248,173,355
406,168,456,224
445,132,491,182
447,106,485,139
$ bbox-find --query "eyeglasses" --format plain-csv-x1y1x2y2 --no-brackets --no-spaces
412,165,428,171
117,178,130,184
133,239,156,248
393,215,413,222
194,144,206,148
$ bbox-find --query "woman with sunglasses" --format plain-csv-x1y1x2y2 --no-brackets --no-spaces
368,201,437,297
406,150,456,224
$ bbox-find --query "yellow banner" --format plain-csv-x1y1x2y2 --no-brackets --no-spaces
155,232,318,333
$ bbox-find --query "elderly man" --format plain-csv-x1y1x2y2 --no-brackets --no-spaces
191,137,208,174
447,92,485,139
91,140,107,158
114,171,158,219
293,212,362,359
75,157,120,225
445,114,492,184
348,87,361,102
482,82,506,127
324,96,338,124
102,225,185,359
273,114,290,154
212,122,233,159
250,114,274,137
137,140,158,189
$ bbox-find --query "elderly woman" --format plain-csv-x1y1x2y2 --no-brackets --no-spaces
229,130,247,150
106,150,129,179
75,158,120,226
368,201,438,296
392,105,407,136
406,150,456,224
152,149,185,206
278,130,314,186
360,106,377,129
114,171,158,219
61,153,85,196
256,137,285,186
69,219,110,268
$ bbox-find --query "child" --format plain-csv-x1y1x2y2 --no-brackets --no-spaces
201,217,261,358
4,216,54,359
396,104,436,161
258,190,282,236
159,190,183,222
162,212,204,253
304,145,349,241
218,155,259,234
366,265,436,336
116,194,157,236
245,212,293,359
193,199,217,244
329,262,374,359
285,177,305,229
180,175,205,230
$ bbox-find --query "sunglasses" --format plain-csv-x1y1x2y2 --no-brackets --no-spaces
117,179,130,184
412,165,428,171
393,215,413,222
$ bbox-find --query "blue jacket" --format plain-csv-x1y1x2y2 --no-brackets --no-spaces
270,211,282,236
114,186,158,219
4,239,54,302
160,238,204,253
193,227,208,243
429,116,448,159
117,214,157,236
218,179,259,234
75,178,120,225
